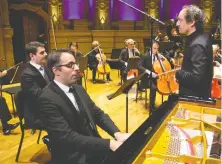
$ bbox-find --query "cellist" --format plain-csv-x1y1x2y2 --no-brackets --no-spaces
138,41,162,113
88,41,112,83
119,39,140,82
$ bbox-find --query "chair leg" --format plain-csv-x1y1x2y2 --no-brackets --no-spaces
83,72,87,91
162,95,164,103
15,122,25,162
37,129,42,144
86,68,88,80
145,89,148,109
135,83,139,103
11,94,16,117
31,129,36,135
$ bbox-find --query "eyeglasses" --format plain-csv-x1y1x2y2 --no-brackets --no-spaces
56,61,78,69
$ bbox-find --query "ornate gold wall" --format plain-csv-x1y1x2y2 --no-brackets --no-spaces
0,0,219,69
0,0,14,69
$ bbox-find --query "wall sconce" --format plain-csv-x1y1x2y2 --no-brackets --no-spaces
100,16,105,24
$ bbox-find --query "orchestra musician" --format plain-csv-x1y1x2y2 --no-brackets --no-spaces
119,39,140,82
88,41,112,84
175,5,213,98
213,44,221,66
69,42,83,86
138,41,162,113
69,42,83,58
0,70,19,135
38,49,130,163
20,41,53,128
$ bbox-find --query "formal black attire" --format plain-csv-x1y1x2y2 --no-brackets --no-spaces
175,31,213,98
88,50,111,83
0,96,12,124
72,50,83,86
20,63,53,128
213,55,221,65
88,50,99,82
138,52,157,111
38,82,120,164
119,48,140,82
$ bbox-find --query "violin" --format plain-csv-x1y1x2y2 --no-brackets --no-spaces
96,49,111,75
153,54,179,95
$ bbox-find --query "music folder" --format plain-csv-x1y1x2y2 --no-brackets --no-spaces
107,72,145,100
127,56,140,70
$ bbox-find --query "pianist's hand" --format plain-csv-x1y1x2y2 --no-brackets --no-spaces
114,132,131,143
110,139,122,151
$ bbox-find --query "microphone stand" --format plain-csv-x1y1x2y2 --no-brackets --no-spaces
119,0,166,114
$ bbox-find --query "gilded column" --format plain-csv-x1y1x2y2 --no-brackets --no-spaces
0,0,14,68
49,0,62,29
95,0,110,30
144,0,160,31
200,0,213,25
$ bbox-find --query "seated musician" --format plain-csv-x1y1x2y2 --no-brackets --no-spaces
38,49,130,163
88,41,111,84
69,42,83,85
138,41,162,113
119,39,140,82
20,41,53,128
213,44,221,67
0,70,19,135
69,42,83,58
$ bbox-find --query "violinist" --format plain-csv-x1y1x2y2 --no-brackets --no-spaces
175,5,213,98
88,41,111,84
69,42,83,58
119,39,140,82
138,41,161,113
69,42,83,85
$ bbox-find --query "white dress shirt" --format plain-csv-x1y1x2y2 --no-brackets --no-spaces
54,80,80,112
128,48,134,58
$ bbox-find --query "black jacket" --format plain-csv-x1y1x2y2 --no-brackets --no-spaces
176,31,213,98
20,63,53,128
38,82,120,163
137,52,156,89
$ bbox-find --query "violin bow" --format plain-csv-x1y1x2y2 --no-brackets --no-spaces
157,68,180,76
6,61,23,71
84,45,101,57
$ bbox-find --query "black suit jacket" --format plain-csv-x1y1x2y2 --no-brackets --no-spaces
20,63,52,127
119,48,140,65
176,32,213,98
38,82,120,163
138,52,156,89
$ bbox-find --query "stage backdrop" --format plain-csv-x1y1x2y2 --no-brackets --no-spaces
63,0,218,22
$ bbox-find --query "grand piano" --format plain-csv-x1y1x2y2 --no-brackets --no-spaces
100,95,221,164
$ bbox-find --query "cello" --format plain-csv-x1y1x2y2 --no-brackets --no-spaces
96,49,111,75
153,54,179,95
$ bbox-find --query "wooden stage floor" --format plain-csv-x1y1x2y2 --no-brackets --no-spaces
0,69,168,164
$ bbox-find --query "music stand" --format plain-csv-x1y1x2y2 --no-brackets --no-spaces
78,56,88,91
107,72,145,132
159,42,174,53
127,56,140,70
